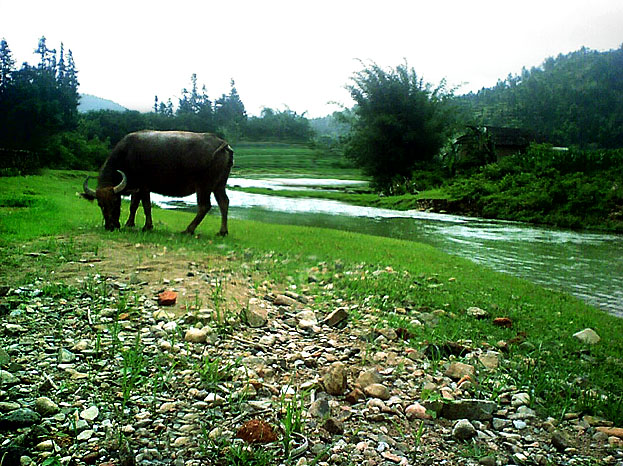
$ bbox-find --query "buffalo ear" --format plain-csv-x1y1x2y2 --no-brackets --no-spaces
79,192,96,201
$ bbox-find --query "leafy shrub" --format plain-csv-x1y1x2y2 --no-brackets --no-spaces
43,131,109,169
446,145,623,230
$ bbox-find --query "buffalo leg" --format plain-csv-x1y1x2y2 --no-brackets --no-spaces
125,194,141,227
213,185,229,236
141,192,153,231
183,189,212,235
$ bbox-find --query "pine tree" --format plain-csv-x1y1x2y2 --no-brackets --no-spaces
0,38,15,94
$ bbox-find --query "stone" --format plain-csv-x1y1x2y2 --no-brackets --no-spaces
381,452,405,463
551,430,572,452
478,351,500,370
345,388,365,405
511,392,531,407
77,429,94,441
492,418,512,430
405,402,433,420
259,334,276,346
204,393,225,406
572,328,601,344
158,290,177,306
452,419,477,440
493,317,513,328
478,456,497,466
296,310,317,329
323,308,349,327
444,362,476,380
0,401,20,412
0,408,41,429
274,294,297,307
356,369,382,389
322,362,347,395
236,419,278,444
596,426,623,439
246,303,268,328
184,327,207,343
323,417,344,435
35,440,54,451
80,405,99,421
0,370,19,385
467,306,489,319
441,399,497,420
0,347,10,367
153,309,175,320
71,339,90,351
363,383,390,400
58,348,76,364
309,399,330,418
34,397,60,417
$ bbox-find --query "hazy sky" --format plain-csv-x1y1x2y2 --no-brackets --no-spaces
2,0,622,117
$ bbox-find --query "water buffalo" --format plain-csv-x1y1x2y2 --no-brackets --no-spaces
82,130,233,235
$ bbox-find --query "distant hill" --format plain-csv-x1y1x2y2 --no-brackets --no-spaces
79,94,127,113
459,46,623,148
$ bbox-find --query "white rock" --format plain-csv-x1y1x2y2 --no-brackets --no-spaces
77,429,94,441
296,310,317,329
511,392,531,407
572,328,601,344
184,327,207,343
80,405,99,421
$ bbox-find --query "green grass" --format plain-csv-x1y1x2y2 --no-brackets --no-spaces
228,186,451,211
231,142,363,179
1,170,623,424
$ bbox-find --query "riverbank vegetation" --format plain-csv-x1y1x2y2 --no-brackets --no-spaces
2,170,623,432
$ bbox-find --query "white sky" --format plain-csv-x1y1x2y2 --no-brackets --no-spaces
1,0,622,117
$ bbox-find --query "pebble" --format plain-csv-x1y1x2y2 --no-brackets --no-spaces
80,405,99,421
322,362,347,395
0,260,614,466
0,369,19,384
34,396,60,417
453,419,477,440
363,383,390,400
356,369,383,388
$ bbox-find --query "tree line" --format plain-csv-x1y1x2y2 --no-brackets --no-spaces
0,36,313,173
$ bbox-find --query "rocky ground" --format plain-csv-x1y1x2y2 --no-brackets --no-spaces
1,238,623,466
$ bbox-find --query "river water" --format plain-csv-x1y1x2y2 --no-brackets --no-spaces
152,178,623,317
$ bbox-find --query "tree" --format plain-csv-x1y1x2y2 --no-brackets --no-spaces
344,62,457,191
176,73,214,132
0,37,79,152
214,79,247,141
0,38,15,94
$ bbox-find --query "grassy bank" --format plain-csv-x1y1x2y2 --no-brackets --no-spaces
231,142,363,179
228,186,450,211
2,170,623,428
229,143,623,232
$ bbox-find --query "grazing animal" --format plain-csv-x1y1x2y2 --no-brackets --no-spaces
82,130,233,235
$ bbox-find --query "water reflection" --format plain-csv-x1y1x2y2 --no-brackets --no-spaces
150,180,623,316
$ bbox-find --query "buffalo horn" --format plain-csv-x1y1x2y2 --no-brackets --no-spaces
83,176,96,197
113,170,128,194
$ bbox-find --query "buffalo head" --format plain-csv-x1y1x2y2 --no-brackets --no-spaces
82,170,128,231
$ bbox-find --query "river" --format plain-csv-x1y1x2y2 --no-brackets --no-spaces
152,178,623,317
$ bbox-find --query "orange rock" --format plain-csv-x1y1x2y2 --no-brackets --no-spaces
236,419,278,444
493,317,513,328
158,290,177,306
596,426,623,439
